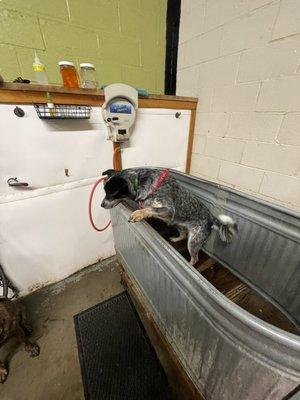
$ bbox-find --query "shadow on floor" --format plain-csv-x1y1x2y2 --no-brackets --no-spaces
0,256,123,400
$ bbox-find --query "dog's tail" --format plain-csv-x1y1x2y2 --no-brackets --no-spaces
213,214,238,243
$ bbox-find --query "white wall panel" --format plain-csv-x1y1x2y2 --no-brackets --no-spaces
0,105,190,294
122,109,191,171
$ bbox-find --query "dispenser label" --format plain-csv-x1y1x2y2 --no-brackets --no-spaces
110,103,132,114
33,64,46,72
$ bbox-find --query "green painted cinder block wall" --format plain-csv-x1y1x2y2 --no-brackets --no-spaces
0,0,167,93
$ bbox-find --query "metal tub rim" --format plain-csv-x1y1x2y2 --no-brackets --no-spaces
173,169,300,220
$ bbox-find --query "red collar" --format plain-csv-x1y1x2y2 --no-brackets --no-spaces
139,169,170,209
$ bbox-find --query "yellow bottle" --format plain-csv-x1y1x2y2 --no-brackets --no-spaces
33,51,48,85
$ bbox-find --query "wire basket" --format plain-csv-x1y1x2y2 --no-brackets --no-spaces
34,104,91,119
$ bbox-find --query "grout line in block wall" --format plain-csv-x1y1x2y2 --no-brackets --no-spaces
180,0,280,47
117,2,122,33
14,46,23,77
0,3,69,24
29,14,109,34
254,81,263,110
239,141,246,164
194,135,207,155
257,193,297,210
216,162,222,179
269,31,300,44
209,88,215,112
294,165,300,177
201,130,298,147
200,152,298,177
203,0,207,33
96,33,101,50
250,0,279,13
65,0,71,22
223,113,232,137
192,172,298,211
270,0,282,41
217,26,224,58
258,187,291,204
179,24,226,47
37,18,47,50
0,41,41,50
138,40,142,67
190,171,222,185
258,172,266,193
34,12,122,36
224,136,288,145
274,112,286,144
178,49,259,72
234,52,243,85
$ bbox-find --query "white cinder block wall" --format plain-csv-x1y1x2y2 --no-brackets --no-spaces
177,0,300,211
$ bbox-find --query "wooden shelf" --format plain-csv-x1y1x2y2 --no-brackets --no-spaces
0,82,198,110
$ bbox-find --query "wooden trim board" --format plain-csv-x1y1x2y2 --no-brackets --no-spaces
0,83,197,110
0,82,198,102
0,89,197,110
185,108,197,173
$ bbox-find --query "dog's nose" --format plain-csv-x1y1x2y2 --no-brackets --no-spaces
101,200,107,208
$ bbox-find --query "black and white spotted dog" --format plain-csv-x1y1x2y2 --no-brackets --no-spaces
101,168,237,265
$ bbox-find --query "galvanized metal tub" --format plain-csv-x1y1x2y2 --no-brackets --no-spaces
110,170,300,400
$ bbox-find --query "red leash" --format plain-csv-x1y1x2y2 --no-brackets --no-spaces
139,169,170,209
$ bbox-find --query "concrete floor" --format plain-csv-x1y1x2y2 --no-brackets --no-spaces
0,257,123,400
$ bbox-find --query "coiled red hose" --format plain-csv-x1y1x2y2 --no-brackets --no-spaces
88,147,120,232
88,176,111,232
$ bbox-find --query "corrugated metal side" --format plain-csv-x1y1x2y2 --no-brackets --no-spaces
111,204,300,400
172,171,300,326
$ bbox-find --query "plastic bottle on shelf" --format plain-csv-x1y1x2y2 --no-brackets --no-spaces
33,52,48,85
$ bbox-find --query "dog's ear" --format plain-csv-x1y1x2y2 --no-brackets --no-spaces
102,169,117,178
104,176,130,197
118,177,130,196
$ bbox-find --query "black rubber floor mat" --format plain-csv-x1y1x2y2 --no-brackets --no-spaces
74,291,174,400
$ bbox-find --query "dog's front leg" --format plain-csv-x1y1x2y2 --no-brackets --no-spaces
20,305,33,336
128,208,156,222
15,327,40,358
0,361,8,383
170,226,187,242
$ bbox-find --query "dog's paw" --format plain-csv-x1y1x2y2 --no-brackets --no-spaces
23,324,33,336
0,366,8,384
26,343,40,358
169,236,183,243
128,210,144,223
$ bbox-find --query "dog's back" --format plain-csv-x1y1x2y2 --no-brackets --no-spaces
171,182,212,225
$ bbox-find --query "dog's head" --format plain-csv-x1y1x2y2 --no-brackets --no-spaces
101,169,130,209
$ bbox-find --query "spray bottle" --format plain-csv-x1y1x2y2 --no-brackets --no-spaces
33,52,48,85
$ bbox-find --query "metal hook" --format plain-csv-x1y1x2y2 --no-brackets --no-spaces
7,177,29,187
